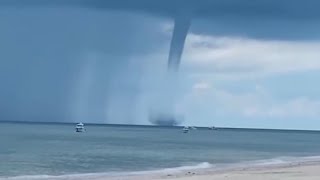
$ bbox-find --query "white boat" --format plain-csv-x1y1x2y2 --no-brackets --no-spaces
75,123,85,132
182,126,190,133
190,126,197,130
208,126,217,130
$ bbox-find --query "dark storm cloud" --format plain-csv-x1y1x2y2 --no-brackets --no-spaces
2,0,320,19
1,0,320,123
2,0,320,70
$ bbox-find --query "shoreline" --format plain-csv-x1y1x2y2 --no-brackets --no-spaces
155,162,320,180
108,160,320,180
3,157,320,180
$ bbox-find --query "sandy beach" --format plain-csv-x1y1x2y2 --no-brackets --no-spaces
3,162,320,180
155,164,320,180
99,162,320,180
158,165,320,180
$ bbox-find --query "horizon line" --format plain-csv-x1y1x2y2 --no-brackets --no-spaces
1,120,319,132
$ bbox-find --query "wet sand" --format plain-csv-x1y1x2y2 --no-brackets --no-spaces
102,162,320,180
158,164,320,180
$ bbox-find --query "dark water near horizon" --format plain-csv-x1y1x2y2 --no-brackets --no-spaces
1,122,320,178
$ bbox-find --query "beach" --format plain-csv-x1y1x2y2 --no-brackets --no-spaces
161,163,320,180
101,162,320,180
3,162,320,180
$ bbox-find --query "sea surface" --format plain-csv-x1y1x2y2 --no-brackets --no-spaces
1,122,320,179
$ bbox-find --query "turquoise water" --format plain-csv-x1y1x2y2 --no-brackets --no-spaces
1,122,320,178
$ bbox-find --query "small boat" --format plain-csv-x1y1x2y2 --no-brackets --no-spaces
190,126,197,130
208,126,217,130
182,126,190,133
75,123,85,132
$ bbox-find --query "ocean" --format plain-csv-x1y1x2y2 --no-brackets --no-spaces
1,122,320,179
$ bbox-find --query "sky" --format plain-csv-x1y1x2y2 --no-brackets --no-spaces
1,0,320,130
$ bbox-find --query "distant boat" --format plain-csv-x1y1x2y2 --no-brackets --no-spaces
182,126,190,133
208,126,217,130
75,123,85,132
190,126,197,130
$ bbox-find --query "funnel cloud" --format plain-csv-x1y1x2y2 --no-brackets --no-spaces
167,14,191,71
